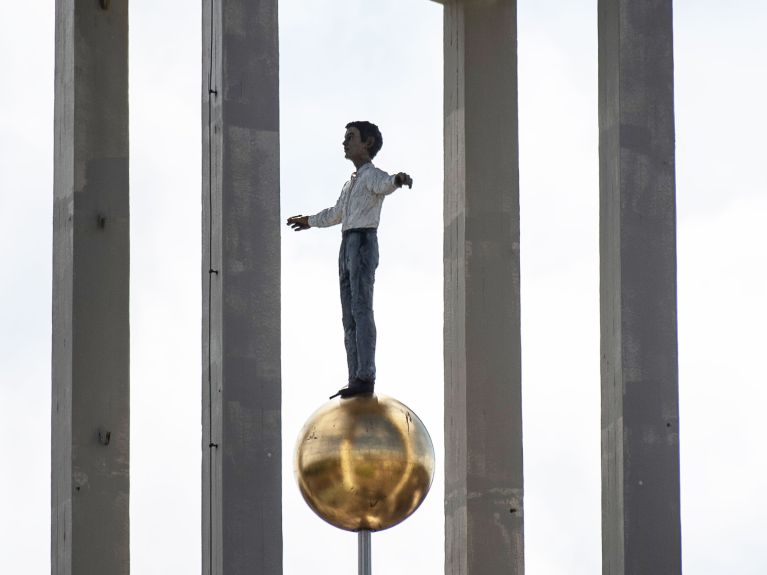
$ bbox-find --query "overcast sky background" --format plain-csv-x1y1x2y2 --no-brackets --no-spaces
1,1,765,573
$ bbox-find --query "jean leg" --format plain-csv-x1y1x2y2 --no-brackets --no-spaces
339,235,358,383
348,232,379,382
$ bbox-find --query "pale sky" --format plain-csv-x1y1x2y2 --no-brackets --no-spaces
1,1,766,574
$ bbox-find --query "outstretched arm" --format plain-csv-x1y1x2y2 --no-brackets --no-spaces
287,187,345,231
370,170,414,196
305,184,347,229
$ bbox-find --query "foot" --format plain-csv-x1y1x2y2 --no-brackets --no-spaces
329,378,374,399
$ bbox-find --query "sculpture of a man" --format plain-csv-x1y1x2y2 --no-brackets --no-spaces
287,121,413,398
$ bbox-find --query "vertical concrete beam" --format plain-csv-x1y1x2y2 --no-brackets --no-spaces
52,1,130,574
442,1,524,573
598,1,681,573
202,1,281,573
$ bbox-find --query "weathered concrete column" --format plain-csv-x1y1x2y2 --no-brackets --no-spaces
441,1,524,573
202,1,281,574
598,1,681,573
52,1,130,574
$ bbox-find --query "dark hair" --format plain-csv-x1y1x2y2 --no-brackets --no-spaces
346,121,383,159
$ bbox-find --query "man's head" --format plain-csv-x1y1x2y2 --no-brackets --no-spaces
343,121,383,164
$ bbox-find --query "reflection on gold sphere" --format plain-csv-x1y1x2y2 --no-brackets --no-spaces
294,394,435,532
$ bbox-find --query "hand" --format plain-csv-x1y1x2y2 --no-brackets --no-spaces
287,215,310,231
394,172,413,189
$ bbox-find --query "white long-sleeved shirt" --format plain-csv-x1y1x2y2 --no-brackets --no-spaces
308,162,398,231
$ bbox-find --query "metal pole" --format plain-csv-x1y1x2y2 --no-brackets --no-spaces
358,530,371,575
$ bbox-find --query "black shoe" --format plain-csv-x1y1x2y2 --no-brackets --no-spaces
329,378,374,399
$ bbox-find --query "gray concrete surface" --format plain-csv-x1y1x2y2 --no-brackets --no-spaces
202,1,282,573
598,1,682,573
51,1,130,574
442,1,525,573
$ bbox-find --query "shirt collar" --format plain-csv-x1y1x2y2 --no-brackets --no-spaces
353,162,374,178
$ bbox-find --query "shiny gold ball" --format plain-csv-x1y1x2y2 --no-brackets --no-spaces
294,394,435,532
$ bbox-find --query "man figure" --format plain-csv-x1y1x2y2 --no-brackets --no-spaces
287,121,413,398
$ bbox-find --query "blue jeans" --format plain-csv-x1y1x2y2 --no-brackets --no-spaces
339,228,379,383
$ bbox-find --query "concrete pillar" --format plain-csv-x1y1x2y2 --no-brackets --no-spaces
441,1,524,573
598,1,682,573
202,1,282,573
52,1,130,574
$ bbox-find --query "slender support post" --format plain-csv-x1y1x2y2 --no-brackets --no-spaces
442,0,524,573
202,0,282,573
598,1,682,573
52,1,130,574
358,531,372,575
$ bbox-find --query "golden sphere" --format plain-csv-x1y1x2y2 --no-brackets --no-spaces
294,394,435,532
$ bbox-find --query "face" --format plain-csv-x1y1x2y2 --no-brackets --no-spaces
343,127,371,163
